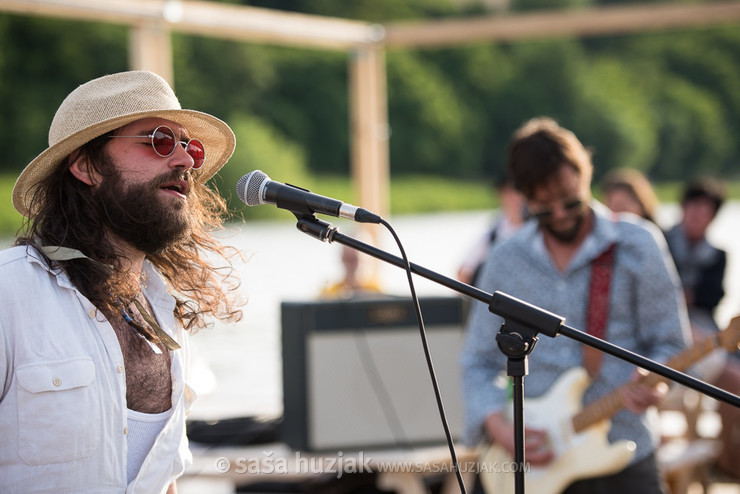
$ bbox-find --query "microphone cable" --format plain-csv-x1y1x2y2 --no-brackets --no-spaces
378,218,468,494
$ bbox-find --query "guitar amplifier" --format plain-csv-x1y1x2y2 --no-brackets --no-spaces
280,296,467,452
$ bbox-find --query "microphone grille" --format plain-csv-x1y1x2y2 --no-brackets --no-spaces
236,170,269,206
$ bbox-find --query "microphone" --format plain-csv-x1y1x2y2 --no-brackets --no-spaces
236,170,382,224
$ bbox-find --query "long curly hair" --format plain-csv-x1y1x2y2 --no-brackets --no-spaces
16,131,244,332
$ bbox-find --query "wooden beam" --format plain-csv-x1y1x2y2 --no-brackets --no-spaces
0,0,164,24
171,1,383,51
0,0,383,50
384,1,740,48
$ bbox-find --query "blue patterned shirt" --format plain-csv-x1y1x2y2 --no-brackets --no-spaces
460,202,690,462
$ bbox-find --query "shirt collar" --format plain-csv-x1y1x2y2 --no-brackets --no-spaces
24,243,173,312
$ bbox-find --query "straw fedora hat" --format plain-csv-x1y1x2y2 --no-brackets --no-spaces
12,70,236,217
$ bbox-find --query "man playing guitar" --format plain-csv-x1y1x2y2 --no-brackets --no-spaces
461,117,690,494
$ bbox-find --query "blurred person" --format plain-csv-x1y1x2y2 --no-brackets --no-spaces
601,168,659,223
0,71,244,493
665,177,727,332
461,116,689,494
319,240,383,299
457,177,526,286
664,177,740,478
604,172,740,478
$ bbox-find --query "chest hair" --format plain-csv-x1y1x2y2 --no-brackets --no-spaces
108,298,173,413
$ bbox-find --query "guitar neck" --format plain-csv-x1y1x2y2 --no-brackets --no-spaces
571,334,720,433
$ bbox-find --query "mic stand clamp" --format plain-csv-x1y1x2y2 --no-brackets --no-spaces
295,214,337,242
496,322,536,378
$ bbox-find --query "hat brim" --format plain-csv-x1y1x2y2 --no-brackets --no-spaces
12,108,236,218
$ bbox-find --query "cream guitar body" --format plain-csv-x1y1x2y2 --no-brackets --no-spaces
479,316,740,494
480,367,635,494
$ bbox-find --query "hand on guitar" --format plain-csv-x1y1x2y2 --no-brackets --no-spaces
483,411,555,465
619,369,669,414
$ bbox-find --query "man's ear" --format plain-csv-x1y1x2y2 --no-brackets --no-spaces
68,150,101,186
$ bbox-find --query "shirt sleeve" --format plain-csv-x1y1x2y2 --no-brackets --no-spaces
632,224,691,364
0,321,6,402
459,249,509,447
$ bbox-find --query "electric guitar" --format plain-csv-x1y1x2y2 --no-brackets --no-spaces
479,316,740,494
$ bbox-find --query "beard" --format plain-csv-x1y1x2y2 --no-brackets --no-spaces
540,211,586,243
93,167,194,255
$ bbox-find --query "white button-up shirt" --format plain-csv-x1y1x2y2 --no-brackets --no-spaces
0,245,196,493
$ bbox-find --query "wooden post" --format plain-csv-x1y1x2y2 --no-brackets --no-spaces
349,46,389,220
349,45,389,284
129,20,173,86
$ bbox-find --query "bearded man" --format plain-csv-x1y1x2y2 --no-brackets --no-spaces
461,117,689,494
0,71,244,493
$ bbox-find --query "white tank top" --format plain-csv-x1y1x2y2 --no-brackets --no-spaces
126,408,173,484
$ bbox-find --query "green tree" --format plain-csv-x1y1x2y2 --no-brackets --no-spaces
2,1,740,192
213,113,309,219
0,15,128,174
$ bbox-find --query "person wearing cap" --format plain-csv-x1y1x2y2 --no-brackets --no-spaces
0,71,244,493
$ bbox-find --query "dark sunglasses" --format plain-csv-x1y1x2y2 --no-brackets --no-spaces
528,198,584,219
110,125,205,169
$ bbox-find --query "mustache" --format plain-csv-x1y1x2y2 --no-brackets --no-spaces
153,170,192,188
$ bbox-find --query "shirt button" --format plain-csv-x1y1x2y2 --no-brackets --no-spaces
123,427,129,435
88,309,96,318
52,377,62,387
117,365,124,374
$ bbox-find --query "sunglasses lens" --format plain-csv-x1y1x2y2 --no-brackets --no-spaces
186,139,205,169
151,127,177,157
530,199,582,219
149,126,204,168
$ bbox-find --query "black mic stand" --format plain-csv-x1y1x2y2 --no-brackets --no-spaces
294,215,740,494
491,297,563,494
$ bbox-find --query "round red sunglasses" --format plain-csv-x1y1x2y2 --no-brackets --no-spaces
110,125,205,169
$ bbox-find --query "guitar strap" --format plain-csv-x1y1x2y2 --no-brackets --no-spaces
583,243,616,378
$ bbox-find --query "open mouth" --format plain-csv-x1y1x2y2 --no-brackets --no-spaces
160,179,189,199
